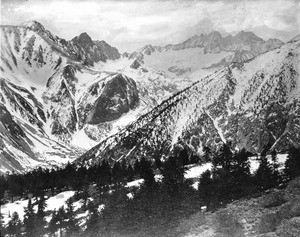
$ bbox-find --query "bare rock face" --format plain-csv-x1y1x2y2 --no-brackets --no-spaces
71,32,120,65
82,74,139,124
203,31,223,53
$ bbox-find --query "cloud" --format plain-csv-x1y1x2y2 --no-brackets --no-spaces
1,0,299,52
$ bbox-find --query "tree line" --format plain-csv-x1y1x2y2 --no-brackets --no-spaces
1,144,300,236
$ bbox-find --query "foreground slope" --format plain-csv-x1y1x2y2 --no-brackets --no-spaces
78,37,300,165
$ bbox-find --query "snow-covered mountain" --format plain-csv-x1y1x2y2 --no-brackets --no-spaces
0,21,183,173
129,31,283,77
78,37,300,166
0,20,293,173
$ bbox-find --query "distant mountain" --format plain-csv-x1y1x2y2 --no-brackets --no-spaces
131,31,283,59
78,37,300,166
129,31,283,74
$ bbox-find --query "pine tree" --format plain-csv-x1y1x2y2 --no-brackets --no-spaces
48,210,59,237
198,170,215,208
65,198,80,237
139,157,156,188
85,202,100,236
48,207,66,236
203,146,211,162
6,212,22,237
56,206,66,237
177,147,190,166
255,154,274,190
270,150,281,185
231,148,252,189
35,194,47,236
23,199,36,237
161,155,186,196
112,162,124,183
285,146,300,179
213,143,233,172
0,194,5,236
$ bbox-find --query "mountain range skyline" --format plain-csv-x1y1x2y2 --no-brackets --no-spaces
0,19,298,173
1,0,299,52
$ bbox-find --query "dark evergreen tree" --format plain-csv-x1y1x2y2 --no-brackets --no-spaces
111,162,123,183
270,150,281,185
85,202,100,236
6,212,22,237
177,147,190,166
48,210,58,237
126,164,135,182
139,157,156,188
213,143,233,172
285,146,300,179
0,175,6,202
161,155,187,196
65,198,80,237
203,146,211,162
198,170,215,207
254,154,274,190
35,193,47,236
56,206,66,237
23,199,36,237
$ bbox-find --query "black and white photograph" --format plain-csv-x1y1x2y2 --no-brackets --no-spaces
0,0,300,236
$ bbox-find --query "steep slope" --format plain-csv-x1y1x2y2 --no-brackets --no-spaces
78,38,300,165
0,21,181,173
0,100,81,173
129,31,283,77
0,22,128,172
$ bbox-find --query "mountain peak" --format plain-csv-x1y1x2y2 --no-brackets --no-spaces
78,32,92,41
72,32,93,47
21,20,45,31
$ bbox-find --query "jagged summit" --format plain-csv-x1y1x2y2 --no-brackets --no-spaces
19,20,50,35
130,30,283,62
21,20,45,29
72,32,93,47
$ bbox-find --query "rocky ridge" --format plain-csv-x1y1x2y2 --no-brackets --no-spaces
78,37,300,166
130,31,283,69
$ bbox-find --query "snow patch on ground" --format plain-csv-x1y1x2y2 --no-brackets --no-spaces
249,154,288,174
185,163,213,179
1,191,75,225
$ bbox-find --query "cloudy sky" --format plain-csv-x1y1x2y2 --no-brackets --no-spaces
1,0,299,52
